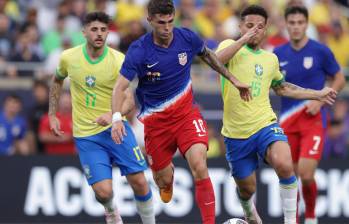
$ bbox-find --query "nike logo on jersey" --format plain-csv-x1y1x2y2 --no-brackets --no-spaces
147,62,159,68
280,61,288,67
198,133,206,137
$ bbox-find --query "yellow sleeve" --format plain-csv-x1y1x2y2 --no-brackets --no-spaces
216,39,235,53
271,54,285,87
55,53,68,80
216,39,235,95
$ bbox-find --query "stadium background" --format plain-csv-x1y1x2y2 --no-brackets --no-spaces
0,0,348,223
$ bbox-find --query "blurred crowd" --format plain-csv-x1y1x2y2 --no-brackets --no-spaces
0,0,348,158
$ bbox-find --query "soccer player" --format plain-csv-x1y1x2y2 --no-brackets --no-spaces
215,5,337,224
274,6,346,224
48,12,155,224
111,0,251,223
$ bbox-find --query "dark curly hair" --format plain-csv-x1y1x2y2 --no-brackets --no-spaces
241,5,268,23
147,0,175,17
82,11,110,26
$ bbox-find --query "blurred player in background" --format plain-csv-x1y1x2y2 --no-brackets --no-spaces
274,5,346,224
216,5,337,224
111,0,251,223
0,94,29,155
48,12,155,224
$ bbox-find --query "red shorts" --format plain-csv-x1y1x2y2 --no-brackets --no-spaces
144,107,209,171
281,109,325,162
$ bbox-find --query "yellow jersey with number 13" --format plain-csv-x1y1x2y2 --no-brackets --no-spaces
56,44,125,137
216,39,284,139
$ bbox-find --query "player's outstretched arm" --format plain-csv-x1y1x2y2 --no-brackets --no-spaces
272,81,338,105
304,71,346,115
48,76,64,137
111,74,131,144
94,88,135,126
121,88,136,116
199,46,252,101
216,26,258,65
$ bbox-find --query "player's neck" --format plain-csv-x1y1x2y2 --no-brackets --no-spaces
291,36,309,51
86,44,105,61
153,33,174,48
246,43,261,51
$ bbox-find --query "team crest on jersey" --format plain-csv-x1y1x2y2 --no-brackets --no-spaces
303,57,313,69
255,64,263,76
178,52,187,66
85,75,96,87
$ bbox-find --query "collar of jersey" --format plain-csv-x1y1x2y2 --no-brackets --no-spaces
244,44,262,55
82,44,108,64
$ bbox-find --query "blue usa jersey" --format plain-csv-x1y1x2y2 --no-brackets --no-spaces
0,112,27,155
120,27,204,121
274,39,340,124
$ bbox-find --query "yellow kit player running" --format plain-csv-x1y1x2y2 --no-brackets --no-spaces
216,5,337,224
49,12,155,224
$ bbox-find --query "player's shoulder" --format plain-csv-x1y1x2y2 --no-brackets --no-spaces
273,42,290,54
175,27,195,36
261,48,277,58
108,47,125,60
174,27,200,42
308,39,332,54
216,39,235,52
61,45,83,59
126,34,149,56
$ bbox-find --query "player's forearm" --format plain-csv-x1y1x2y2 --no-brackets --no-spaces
112,81,128,115
200,47,240,84
120,89,135,116
216,38,245,65
330,72,346,92
48,76,64,117
275,82,321,100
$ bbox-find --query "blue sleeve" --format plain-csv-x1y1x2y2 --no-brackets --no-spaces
182,28,205,55
321,45,340,77
120,42,143,81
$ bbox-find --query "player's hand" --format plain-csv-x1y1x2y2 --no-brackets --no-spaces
317,87,337,106
94,112,112,126
111,120,127,144
229,77,252,101
240,26,258,44
49,115,64,137
305,100,324,115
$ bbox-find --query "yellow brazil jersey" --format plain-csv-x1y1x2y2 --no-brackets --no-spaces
56,45,124,137
216,39,284,139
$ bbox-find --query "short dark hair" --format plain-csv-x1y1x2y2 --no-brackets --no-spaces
83,11,110,26
147,0,175,17
4,94,21,103
241,5,268,22
285,6,308,20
